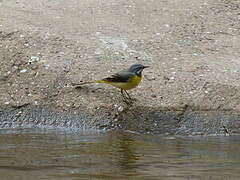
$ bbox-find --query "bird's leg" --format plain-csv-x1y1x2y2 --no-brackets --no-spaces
121,89,134,105
124,90,131,99
121,89,131,102
125,90,137,102
121,89,127,99
120,90,132,105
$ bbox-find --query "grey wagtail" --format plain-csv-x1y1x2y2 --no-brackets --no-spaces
74,64,149,100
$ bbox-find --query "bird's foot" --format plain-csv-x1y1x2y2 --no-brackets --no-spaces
122,97,136,105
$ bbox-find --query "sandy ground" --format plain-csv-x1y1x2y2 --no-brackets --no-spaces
0,0,240,135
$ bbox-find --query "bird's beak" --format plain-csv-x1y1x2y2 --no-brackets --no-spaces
143,66,150,68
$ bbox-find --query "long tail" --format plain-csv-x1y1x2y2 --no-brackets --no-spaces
72,81,94,86
71,81,95,88
72,80,106,88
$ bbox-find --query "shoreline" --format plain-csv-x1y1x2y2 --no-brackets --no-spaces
1,0,240,135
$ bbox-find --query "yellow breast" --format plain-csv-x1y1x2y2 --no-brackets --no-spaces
107,75,142,90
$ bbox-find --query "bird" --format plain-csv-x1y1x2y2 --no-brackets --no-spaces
73,64,149,100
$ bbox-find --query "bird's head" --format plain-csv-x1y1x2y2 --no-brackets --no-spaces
128,64,149,76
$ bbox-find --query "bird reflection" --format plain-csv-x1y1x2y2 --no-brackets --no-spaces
111,131,140,171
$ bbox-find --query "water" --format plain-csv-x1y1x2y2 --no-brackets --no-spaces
0,129,240,180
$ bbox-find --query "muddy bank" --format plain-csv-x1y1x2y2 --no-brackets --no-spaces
0,105,239,135
0,0,240,135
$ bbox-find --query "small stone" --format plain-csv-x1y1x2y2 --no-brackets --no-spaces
95,48,102,56
43,64,50,69
12,66,19,70
20,69,27,73
145,75,156,81
4,102,10,105
16,111,22,116
117,106,124,112
30,64,38,70
151,94,157,98
28,56,40,64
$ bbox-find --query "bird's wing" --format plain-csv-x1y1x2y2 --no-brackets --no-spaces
102,71,134,83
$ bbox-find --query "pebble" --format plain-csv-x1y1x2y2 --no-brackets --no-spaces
12,66,19,70
28,56,40,64
94,48,102,56
151,94,157,98
145,75,156,81
20,69,27,73
16,111,22,116
30,64,38,70
43,64,50,69
117,106,124,112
